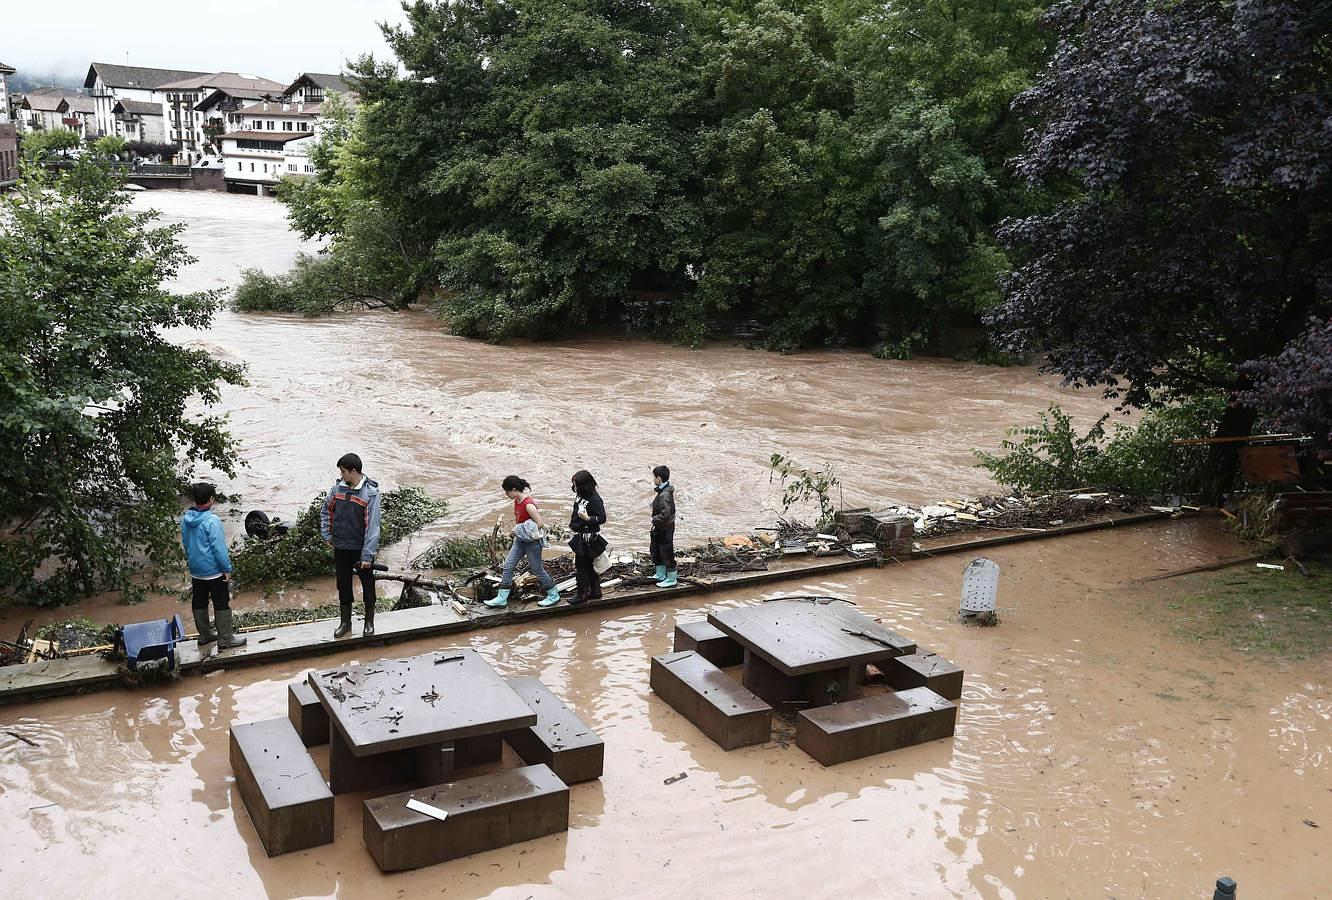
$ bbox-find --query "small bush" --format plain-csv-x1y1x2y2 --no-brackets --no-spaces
974,396,1226,499
411,532,513,570
231,253,408,316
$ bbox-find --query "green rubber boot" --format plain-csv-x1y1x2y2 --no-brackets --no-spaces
216,609,248,649
656,570,678,588
653,564,666,582
484,588,511,609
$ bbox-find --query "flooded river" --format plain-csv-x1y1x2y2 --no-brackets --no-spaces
150,190,1118,542
1,191,1327,897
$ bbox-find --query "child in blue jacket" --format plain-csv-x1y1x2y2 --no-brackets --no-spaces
181,483,246,650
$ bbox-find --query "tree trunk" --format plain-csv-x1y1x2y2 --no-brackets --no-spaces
1205,402,1257,503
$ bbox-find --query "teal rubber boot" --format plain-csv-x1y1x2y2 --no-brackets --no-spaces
538,586,561,607
484,587,511,609
653,564,666,582
656,570,678,588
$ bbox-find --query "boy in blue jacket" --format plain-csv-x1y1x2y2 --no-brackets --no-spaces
181,483,246,650
320,453,382,638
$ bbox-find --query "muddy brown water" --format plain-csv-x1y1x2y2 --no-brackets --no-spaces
3,193,1327,896
1,521,1327,898
1,189,1128,635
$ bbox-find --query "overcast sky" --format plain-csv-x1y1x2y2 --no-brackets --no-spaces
4,0,409,84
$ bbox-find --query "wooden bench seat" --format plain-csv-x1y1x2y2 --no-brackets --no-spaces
882,650,963,700
287,681,329,747
363,764,569,871
650,651,772,750
796,688,956,766
504,676,604,784
673,621,744,667
230,717,334,856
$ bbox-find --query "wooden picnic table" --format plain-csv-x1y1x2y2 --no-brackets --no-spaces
708,599,915,707
308,649,536,794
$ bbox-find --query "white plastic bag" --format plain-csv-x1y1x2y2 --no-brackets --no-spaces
592,550,613,574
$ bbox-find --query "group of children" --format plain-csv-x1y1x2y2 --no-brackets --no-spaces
181,454,678,651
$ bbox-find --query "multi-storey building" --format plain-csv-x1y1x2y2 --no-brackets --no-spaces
220,72,353,194
157,72,284,157
0,123,17,189
84,62,208,139
282,72,350,105
0,62,14,123
112,99,167,145
15,88,88,133
56,96,98,138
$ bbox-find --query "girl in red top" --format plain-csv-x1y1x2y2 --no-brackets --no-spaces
485,475,561,608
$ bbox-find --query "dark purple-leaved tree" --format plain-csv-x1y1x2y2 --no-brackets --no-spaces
1240,317,1332,444
990,0,1332,443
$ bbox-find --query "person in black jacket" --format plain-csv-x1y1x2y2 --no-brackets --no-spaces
651,465,678,587
568,469,607,605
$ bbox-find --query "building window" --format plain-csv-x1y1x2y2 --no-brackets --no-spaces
250,162,254,172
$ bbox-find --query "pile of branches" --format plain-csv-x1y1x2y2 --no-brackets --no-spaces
902,491,1143,538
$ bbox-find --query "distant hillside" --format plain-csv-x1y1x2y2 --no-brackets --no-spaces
7,72,86,93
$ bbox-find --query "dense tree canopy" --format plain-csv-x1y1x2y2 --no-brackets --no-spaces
0,162,244,604
990,0,1332,411
267,0,1049,351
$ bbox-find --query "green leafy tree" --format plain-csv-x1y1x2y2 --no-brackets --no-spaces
346,0,708,339
843,0,1049,348
0,161,245,604
22,128,81,159
92,134,129,159
273,92,430,310
686,1,866,350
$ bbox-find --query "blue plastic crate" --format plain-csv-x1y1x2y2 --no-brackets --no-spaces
122,614,185,672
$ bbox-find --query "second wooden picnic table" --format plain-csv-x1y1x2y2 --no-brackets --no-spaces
708,599,916,707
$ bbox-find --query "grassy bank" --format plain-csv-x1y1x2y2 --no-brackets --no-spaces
1165,561,1332,659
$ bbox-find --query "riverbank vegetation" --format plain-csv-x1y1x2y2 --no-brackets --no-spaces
0,161,245,606
243,0,1330,446
245,0,1049,357
975,398,1227,500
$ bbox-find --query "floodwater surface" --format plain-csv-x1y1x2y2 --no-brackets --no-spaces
0,523,1326,898
1,192,1325,898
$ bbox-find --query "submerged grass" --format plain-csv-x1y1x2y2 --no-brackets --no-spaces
1166,561,1332,659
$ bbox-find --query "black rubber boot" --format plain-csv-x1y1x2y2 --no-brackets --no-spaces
333,605,353,639
363,599,375,637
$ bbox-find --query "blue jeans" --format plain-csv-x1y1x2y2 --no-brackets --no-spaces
499,538,554,590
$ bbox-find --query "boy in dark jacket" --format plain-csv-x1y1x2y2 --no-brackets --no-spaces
651,465,677,588
181,483,246,650
319,453,383,638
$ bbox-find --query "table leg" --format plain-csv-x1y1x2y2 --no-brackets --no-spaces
741,650,802,706
415,741,456,786
328,728,417,794
455,733,503,768
741,652,861,708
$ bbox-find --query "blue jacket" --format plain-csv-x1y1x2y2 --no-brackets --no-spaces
181,506,232,579
319,477,382,563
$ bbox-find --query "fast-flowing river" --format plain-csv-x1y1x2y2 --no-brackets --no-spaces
143,189,1119,543
0,191,1325,899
